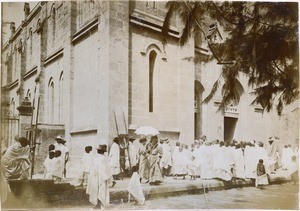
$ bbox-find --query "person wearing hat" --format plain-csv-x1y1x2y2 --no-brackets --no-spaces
138,137,149,183
86,144,112,209
109,137,121,181
54,135,69,178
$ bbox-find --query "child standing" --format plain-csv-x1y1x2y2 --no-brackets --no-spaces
188,156,198,180
52,150,64,182
44,151,55,179
255,159,269,188
79,146,93,187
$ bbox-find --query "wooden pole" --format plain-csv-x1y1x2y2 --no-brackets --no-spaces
30,96,40,178
122,109,131,172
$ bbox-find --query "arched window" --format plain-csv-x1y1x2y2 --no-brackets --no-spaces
59,72,63,124
49,78,55,123
149,50,157,112
52,7,56,44
26,89,31,101
14,45,18,80
29,28,33,56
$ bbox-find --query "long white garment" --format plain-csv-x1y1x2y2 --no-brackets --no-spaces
213,146,232,181
172,150,188,175
81,152,93,173
160,143,172,169
86,154,112,206
244,146,256,179
211,144,220,177
171,146,179,174
52,157,64,178
44,156,54,179
188,159,198,176
233,148,245,178
109,143,120,175
201,145,213,179
281,147,294,168
194,145,205,177
128,142,138,167
127,172,145,205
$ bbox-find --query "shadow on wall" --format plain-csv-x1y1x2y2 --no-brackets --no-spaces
33,125,65,174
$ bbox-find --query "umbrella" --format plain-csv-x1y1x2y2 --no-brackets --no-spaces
268,136,281,145
134,126,159,136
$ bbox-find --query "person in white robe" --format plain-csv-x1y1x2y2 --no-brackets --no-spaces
233,144,245,179
285,155,298,184
128,137,138,169
281,145,294,169
212,142,232,181
109,137,121,180
244,143,257,179
54,136,69,178
172,145,188,179
127,166,145,205
171,142,180,175
160,138,172,177
200,141,214,179
1,137,30,180
194,140,204,177
1,137,31,204
44,151,55,179
52,150,64,182
78,146,93,187
188,156,198,180
86,144,112,209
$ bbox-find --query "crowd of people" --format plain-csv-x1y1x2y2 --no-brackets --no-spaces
1,134,299,208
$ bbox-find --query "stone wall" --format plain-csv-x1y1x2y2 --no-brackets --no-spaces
3,180,89,209
33,124,65,174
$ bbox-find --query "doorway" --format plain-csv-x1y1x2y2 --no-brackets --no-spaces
224,117,238,143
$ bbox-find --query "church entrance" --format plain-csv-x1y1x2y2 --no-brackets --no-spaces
224,117,238,143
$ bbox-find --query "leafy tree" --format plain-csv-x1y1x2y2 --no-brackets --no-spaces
162,1,298,114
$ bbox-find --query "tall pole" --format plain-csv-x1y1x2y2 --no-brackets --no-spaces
113,110,119,136
122,109,131,172
30,96,40,178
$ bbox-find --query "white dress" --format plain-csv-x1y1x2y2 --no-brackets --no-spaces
86,154,112,206
109,143,120,175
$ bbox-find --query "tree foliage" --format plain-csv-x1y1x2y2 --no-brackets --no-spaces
162,1,299,114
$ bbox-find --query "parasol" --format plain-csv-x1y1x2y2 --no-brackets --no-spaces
134,126,160,136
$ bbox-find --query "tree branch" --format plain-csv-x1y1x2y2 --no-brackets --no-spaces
211,2,239,26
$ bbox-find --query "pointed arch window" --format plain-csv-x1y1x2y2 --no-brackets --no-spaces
149,50,157,112
49,78,55,123
29,28,33,56
59,72,64,124
52,7,56,45
26,89,31,101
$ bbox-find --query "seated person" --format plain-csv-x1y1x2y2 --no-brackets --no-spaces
1,137,31,180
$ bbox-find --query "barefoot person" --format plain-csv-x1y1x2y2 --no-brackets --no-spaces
87,144,112,209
